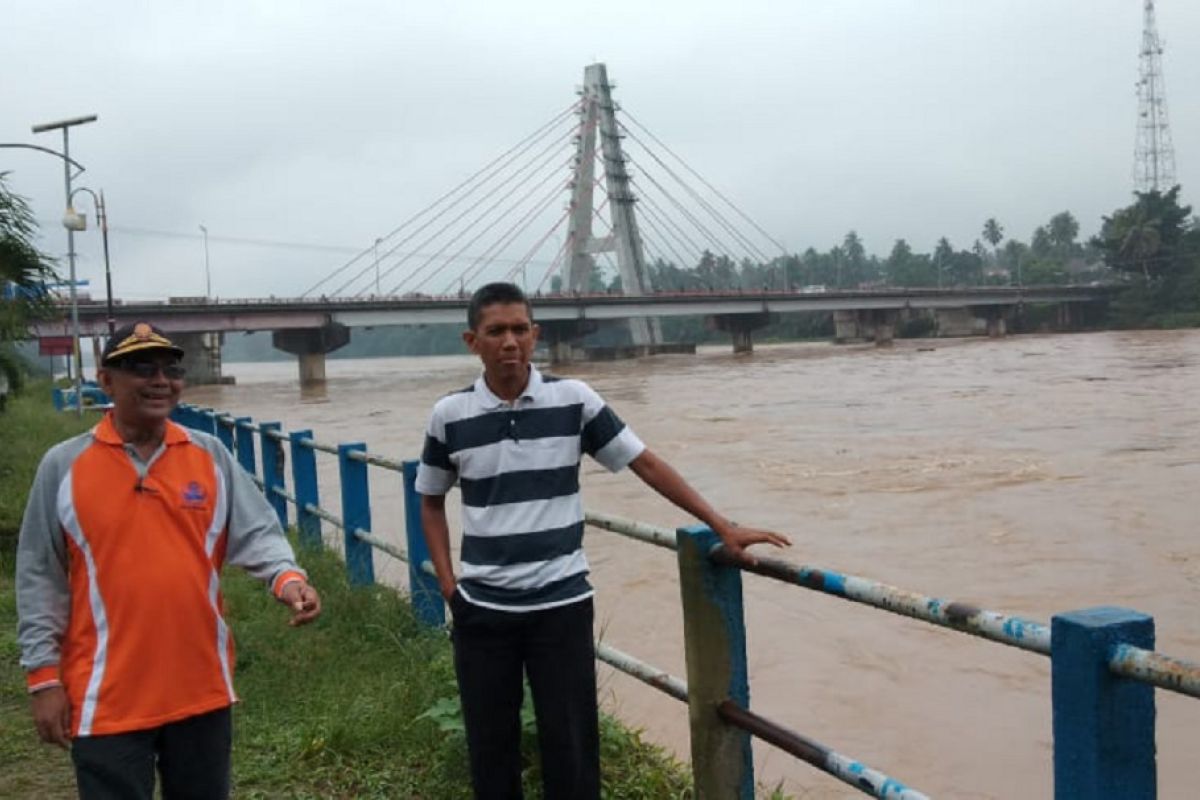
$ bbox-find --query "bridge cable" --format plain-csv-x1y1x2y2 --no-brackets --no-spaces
372,114,589,296
633,188,707,266
415,168,574,295
620,130,774,264
304,99,581,297
377,141,575,296
336,116,578,296
348,125,577,296
450,172,579,293
620,106,789,255
408,164,575,296
626,160,748,261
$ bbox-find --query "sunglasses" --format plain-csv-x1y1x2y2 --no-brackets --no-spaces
116,360,187,380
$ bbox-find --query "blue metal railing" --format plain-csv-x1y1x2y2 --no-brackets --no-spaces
175,402,1199,799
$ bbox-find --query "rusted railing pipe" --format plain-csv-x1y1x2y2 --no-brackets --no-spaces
716,550,1051,656
353,529,409,563
304,502,344,530
298,437,339,455
1110,644,1200,699
717,701,930,800
595,642,688,703
585,510,677,551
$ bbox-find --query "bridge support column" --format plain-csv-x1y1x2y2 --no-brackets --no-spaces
538,319,597,364
986,313,1007,338
933,307,984,337
173,332,227,385
834,310,897,346
707,312,773,354
272,323,351,386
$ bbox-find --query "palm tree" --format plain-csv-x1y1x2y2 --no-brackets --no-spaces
979,217,1008,267
0,172,58,391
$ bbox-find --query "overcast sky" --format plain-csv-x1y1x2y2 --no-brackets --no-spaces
4,0,1197,300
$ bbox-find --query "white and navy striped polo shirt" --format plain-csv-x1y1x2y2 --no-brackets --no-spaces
414,365,645,612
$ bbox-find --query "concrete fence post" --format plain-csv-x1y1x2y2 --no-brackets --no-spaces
402,460,444,627
1051,606,1156,800
337,442,375,586
258,422,288,529
289,430,322,550
234,417,256,476
676,524,754,800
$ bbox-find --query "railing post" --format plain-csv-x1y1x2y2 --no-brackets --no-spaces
402,460,444,626
258,422,288,530
1052,606,1155,800
338,443,375,586
290,430,322,550
675,524,753,800
234,417,256,476
215,416,234,452
199,407,218,437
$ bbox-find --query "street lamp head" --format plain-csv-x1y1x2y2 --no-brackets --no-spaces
32,114,98,134
63,206,88,232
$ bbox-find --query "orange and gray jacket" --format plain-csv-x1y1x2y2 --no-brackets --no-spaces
16,414,304,737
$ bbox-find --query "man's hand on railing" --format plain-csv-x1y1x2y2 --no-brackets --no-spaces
713,521,791,566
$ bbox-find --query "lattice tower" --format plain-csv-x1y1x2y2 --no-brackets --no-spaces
1134,0,1176,193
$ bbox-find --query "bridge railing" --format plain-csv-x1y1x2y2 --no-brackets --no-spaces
175,402,1199,799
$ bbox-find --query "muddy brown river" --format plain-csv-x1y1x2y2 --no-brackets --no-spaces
186,329,1200,799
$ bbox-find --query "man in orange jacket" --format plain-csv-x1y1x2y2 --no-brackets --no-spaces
16,322,321,799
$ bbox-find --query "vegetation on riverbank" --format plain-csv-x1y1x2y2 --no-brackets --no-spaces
1,389,720,798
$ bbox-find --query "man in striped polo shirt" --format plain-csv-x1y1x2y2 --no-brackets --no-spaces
417,282,789,800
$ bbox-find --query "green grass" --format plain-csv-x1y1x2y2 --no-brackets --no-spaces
1,388,700,798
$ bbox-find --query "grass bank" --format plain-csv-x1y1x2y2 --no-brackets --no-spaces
1,387,697,798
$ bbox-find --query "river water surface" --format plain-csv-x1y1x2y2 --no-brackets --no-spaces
187,330,1200,799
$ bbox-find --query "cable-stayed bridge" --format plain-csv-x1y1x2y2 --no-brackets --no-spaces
32,64,1116,384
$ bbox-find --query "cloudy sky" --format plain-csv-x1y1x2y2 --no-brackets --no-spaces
4,0,1197,301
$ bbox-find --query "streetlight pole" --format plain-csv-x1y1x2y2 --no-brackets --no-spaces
374,237,382,296
199,225,211,298
66,187,115,337
32,114,97,417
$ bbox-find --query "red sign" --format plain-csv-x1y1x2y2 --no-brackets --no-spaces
39,336,74,356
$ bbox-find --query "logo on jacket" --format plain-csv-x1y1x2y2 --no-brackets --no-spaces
182,481,208,509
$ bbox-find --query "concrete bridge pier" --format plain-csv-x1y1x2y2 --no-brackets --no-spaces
707,312,773,354
977,306,1009,338
537,319,598,364
834,309,898,346
272,323,351,385
174,332,227,385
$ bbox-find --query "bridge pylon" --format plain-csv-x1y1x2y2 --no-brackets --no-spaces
564,63,661,347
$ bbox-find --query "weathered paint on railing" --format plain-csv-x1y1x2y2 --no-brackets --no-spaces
585,510,677,550
298,436,339,455
1052,608,1155,799
595,642,688,703
337,442,374,586
719,550,1051,656
717,701,929,800
303,502,344,530
289,430,322,548
676,525,753,799
259,422,288,528
353,529,408,563
1110,643,1200,700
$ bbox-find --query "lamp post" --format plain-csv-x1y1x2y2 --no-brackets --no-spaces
32,114,98,417
65,188,115,336
199,225,211,299
373,237,382,296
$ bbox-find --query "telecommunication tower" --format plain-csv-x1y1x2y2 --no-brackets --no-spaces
565,63,660,345
1134,0,1176,193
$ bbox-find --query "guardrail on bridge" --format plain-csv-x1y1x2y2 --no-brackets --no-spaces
174,402,1199,799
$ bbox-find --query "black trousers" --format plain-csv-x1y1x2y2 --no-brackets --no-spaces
70,706,232,800
451,593,599,800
